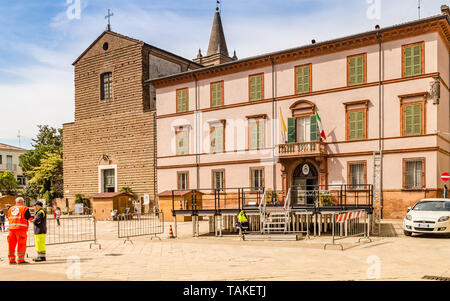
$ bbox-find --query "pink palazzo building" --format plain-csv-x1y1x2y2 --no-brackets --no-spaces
147,7,450,218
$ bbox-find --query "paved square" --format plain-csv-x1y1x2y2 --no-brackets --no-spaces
0,220,449,281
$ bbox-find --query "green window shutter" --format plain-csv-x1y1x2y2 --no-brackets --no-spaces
249,122,257,149
404,45,421,77
404,46,412,77
413,45,421,75
177,131,187,155
256,75,262,100
211,127,224,152
257,122,263,148
211,127,217,152
349,55,364,86
349,57,356,86
296,66,310,94
356,56,364,84
404,104,422,136
287,118,296,143
177,90,187,112
310,115,318,141
211,83,223,107
348,111,365,140
250,75,262,101
250,76,255,101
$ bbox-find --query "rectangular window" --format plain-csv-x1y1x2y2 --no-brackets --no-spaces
348,54,366,86
17,176,26,186
295,65,311,94
103,169,115,193
404,159,424,189
403,103,422,136
176,88,188,113
177,172,189,190
101,72,113,100
249,119,264,149
348,162,366,187
210,123,224,153
249,74,263,101
212,170,225,191
348,110,365,140
211,81,224,107
294,115,318,143
6,155,12,170
403,43,423,77
0,155,2,165
176,128,189,155
250,168,264,191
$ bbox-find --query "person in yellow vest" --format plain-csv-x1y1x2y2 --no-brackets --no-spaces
236,210,249,233
7,197,33,264
32,201,47,262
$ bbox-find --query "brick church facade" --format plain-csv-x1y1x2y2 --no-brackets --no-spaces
63,29,202,209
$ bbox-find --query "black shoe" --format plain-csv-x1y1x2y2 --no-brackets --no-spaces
32,257,46,262
9,262,16,265
17,261,30,265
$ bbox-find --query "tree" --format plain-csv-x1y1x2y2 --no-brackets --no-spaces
120,186,137,200
20,125,62,178
19,125,63,204
22,182,40,206
75,194,91,208
0,171,19,196
28,152,63,204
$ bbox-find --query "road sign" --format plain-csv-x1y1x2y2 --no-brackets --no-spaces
441,172,450,182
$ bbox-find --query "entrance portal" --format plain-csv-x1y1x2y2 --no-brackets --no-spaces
292,162,318,205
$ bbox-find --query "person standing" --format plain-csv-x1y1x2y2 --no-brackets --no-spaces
7,197,33,264
0,210,5,232
54,206,61,226
32,201,47,262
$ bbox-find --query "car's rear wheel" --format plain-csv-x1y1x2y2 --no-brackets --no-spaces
404,230,412,236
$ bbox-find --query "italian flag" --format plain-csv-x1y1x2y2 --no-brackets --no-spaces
315,109,326,140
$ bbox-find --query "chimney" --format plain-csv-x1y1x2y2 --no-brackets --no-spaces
441,4,450,15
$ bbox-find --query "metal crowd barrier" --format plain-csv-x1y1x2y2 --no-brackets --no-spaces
324,209,372,250
117,212,164,243
26,215,100,249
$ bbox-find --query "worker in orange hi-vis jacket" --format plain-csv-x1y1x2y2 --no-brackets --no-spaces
7,197,33,264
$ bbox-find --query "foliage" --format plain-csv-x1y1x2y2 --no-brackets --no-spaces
19,125,63,204
265,191,278,204
319,191,333,206
120,186,138,200
20,125,62,177
22,182,41,206
75,194,91,208
28,151,63,204
0,171,19,196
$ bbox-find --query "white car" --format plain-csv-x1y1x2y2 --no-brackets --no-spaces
403,198,450,236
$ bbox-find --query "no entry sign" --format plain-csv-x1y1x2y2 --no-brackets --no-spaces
441,172,450,182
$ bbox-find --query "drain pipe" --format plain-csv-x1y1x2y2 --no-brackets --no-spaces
194,73,200,189
270,56,277,192
376,25,384,218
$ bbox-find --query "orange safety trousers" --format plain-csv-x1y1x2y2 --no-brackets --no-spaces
7,229,27,263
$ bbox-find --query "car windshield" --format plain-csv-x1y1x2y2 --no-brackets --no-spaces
413,201,450,211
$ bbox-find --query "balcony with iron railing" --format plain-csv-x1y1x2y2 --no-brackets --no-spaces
278,141,326,158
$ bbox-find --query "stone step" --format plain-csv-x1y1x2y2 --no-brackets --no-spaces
244,234,302,241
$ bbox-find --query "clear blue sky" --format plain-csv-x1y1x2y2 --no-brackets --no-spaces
0,0,447,149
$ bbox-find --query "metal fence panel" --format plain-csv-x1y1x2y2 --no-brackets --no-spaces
118,212,164,239
26,215,98,248
324,210,372,250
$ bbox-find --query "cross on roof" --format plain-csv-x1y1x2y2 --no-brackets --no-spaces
105,9,114,31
